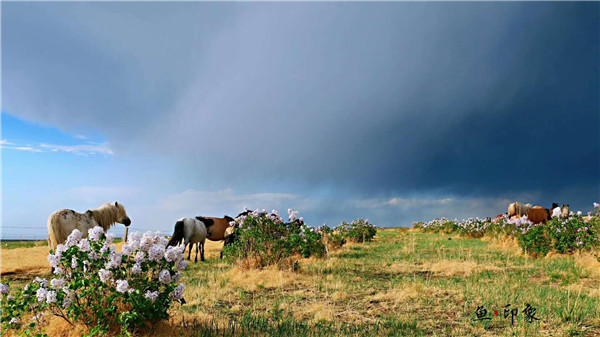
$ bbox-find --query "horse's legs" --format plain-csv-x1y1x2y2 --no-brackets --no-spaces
200,239,205,262
194,243,198,263
187,242,192,261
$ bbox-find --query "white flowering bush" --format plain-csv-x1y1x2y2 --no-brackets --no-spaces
0,227,187,336
223,208,326,268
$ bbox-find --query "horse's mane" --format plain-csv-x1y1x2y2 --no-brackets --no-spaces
195,216,214,227
88,202,124,231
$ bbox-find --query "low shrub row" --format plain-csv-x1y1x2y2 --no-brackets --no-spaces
412,204,600,258
223,210,378,267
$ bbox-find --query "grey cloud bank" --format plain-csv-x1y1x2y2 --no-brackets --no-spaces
3,2,599,229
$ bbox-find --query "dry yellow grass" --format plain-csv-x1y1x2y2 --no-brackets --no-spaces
1,245,53,276
367,283,422,304
389,259,500,276
574,253,600,279
424,259,500,276
223,267,303,292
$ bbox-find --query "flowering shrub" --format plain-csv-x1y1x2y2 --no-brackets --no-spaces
223,209,326,268
522,214,600,255
318,225,346,250
1,228,187,336
413,218,458,234
412,203,600,258
337,219,377,243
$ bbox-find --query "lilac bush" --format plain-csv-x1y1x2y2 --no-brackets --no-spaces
224,209,326,268
1,228,187,336
337,219,377,243
318,225,347,250
413,218,458,234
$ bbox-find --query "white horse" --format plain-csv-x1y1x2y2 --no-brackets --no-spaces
47,202,131,252
552,205,570,219
167,218,207,262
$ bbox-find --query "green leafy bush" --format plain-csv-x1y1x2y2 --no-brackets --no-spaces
337,219,377,243
1,228,186,336
223,209,326,268
319,225,346,250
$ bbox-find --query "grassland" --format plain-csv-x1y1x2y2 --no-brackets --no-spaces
1,229,599,336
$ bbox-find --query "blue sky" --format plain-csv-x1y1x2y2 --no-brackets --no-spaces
2,2,599,239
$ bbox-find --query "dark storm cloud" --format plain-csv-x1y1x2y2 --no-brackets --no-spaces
3,2,599,218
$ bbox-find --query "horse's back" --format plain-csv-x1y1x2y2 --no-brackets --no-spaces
182,218,207,244
528,206,550,224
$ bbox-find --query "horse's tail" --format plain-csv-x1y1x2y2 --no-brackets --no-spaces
168,220,185,246
47,212,62,253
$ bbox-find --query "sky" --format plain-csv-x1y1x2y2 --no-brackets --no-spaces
2,2,599,239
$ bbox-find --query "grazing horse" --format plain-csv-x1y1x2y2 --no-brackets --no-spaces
508,202,532,218
196,215,239,259
47,202,131,252
168,218,207,262
528,206,551,224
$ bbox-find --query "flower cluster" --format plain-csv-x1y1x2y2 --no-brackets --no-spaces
1,227,187,335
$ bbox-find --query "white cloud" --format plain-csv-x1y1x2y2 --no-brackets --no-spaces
40,142,113,156
0,139,113,156
0,144,43,153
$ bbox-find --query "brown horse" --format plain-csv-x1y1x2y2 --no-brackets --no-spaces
195,215,238,259
195,215,235,241
527,206,551,224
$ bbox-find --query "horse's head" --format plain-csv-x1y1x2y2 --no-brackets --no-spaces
545,208,552,220
168,220,185,247
236,210,252,218
114,201,131,227
223,227,238,247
